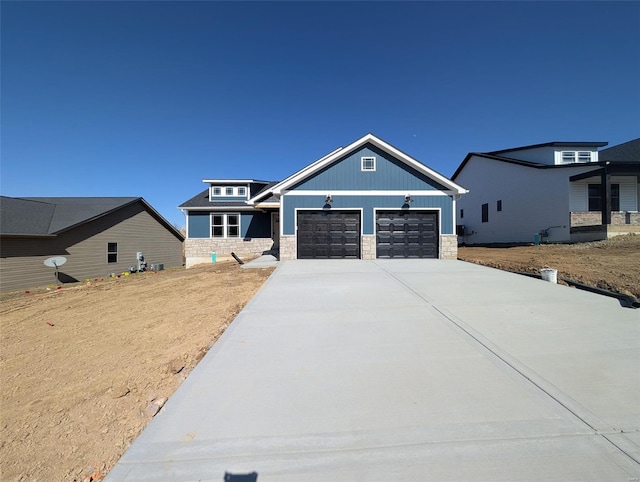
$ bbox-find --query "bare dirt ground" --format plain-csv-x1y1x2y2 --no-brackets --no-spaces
0,261,274,482
2,236,639,481
458,234,640,299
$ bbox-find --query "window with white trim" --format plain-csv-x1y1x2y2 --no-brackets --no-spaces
361,156,376,171
211,186,247,198
211,214,241,238
578,151,591,162
561,151,592,163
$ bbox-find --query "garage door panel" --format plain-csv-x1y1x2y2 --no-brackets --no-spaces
297,211,361,259
376,211,438,259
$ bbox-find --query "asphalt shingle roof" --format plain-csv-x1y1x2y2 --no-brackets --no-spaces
1,197,139,235
599,138,640,163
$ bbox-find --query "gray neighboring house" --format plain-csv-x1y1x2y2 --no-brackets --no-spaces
0,197,184,292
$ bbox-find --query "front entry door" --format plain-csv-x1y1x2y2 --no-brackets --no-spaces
271,212,280,248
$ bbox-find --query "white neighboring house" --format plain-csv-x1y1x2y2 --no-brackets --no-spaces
451,138,640,244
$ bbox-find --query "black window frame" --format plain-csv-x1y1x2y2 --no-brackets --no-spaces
481,203,489,223
107,242,118,263
588,184,620,212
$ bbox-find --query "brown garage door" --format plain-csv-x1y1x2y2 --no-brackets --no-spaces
376,210,438,258
297,211,360,259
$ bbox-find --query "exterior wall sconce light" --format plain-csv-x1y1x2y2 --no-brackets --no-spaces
404,194,413,204
325,194,333,204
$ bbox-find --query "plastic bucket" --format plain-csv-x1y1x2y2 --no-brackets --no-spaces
540,268,557,283
211,252,217,263
534,233,541,245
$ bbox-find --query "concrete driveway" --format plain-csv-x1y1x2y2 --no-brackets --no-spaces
106,260,640,481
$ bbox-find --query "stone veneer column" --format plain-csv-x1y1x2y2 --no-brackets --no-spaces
185,238,275,267
361,235,376,260
279,235,297,260
439,234,458,260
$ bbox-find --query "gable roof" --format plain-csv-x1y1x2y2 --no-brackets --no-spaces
248,133,466,203
0,196,184,240
599,138,640,162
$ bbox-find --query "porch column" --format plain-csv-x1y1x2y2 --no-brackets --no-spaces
601,166,611,225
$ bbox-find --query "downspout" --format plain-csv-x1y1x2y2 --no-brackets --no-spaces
601,162,611,226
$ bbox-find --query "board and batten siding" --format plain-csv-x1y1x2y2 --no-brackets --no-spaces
282,194,453,235
0,202,183,292
292,144,449,192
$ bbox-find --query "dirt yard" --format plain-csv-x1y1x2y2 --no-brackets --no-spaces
0,261,274,482
2,236,639,481
458,234,640,299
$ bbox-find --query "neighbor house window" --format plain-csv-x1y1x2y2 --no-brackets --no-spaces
481,203,489,223
212,187,222,196
107,242,118,263
225,187,234,196
361,156,376,171
237,187,246,196
588,184,620,211
561,151,592,163
578,151,591,162
211,214,241,238
497,200,502,212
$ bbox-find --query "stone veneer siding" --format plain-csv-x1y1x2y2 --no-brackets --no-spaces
279,234,458,260
362,235,375,260
280,235,296,260
185,237,274,267
571,211,640,227
439,234,458,260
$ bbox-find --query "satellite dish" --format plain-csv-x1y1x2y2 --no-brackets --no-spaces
44,256,67,268
44,256,67,284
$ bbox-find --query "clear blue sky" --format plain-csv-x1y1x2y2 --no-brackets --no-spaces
2,1,639,228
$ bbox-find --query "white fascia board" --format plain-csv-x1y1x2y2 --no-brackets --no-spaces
183,206,257,211
366,136,468,195
245,146,343,204
284,190,454,196
202,179,255,184
272,133,468,195
253,202,280,207
268,146,346,195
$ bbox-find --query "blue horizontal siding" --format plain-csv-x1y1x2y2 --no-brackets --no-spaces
292,144,448,191
282,195,453,235
188,211,271,239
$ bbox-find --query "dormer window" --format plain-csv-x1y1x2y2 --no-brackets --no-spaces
210,186,248,199
561,151,592,163
578,151,591,162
